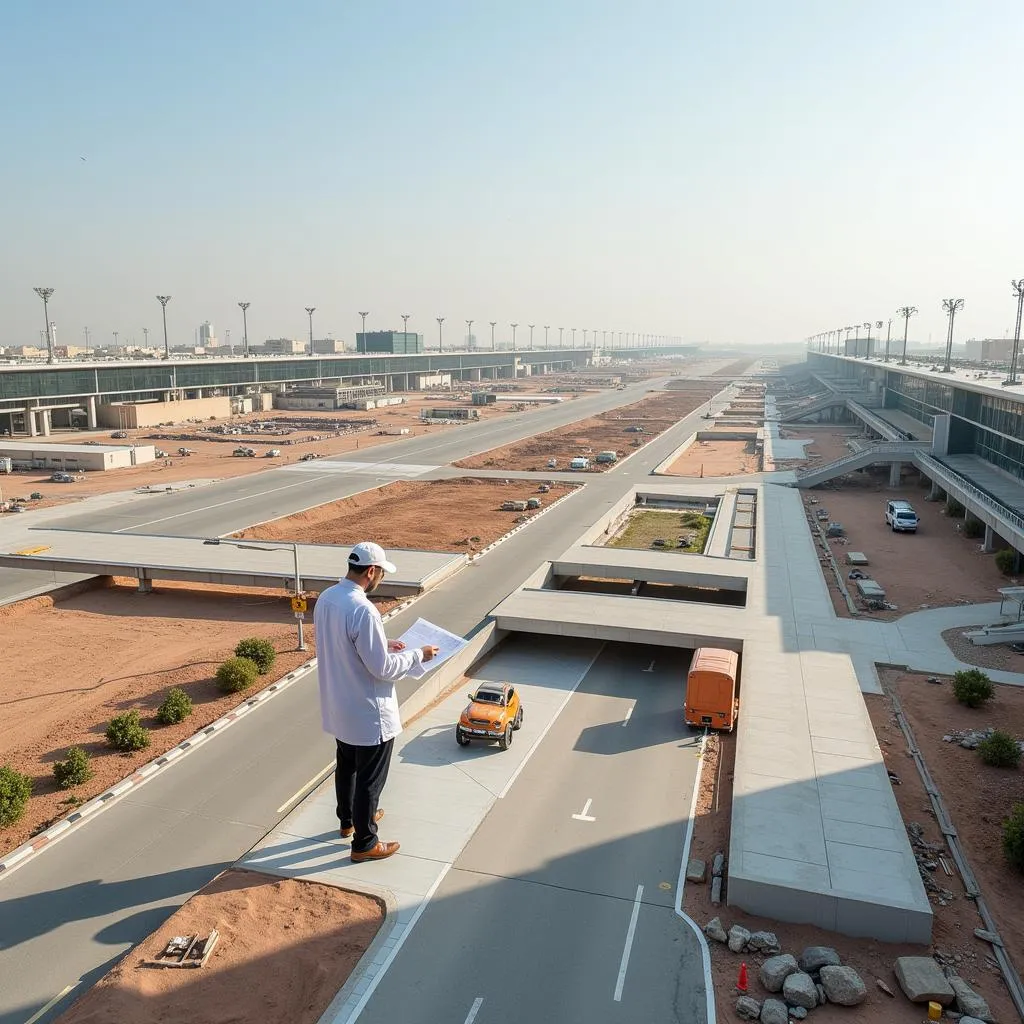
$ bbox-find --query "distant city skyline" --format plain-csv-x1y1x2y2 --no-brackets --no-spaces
4,2,1024,350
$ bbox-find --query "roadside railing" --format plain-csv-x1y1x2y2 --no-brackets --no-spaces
916,453,1024,536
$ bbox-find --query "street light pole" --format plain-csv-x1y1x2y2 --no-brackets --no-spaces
544,325,550,347
882,320,891,362
941,298,965,373
489,321,496,349
401,314,411,349
113,331,119,356
238,302,251,357
305,307,316,356
558,326,564,347
33,287,55,363
143,327,150,352
528,324,535,349
510,322,518,348
83,326,91,358
359,311,369,352
897,306,917,365
465,319,473,350
1010,280,1024,385
156,295,172,359
436,317,444,352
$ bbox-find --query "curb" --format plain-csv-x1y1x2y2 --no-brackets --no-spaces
0,660,319,878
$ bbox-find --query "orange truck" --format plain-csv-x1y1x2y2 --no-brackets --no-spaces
684,647,739,731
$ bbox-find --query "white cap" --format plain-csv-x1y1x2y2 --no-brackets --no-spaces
348,541,397,574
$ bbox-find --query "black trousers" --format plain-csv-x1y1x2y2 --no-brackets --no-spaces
335,737,394,854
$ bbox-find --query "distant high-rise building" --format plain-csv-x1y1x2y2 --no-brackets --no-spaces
357,331,423,354
965,338,1014,363
262,337,305,355
198,321,218,347
312,337,345,354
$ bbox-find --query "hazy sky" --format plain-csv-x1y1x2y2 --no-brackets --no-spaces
3,1,1024,350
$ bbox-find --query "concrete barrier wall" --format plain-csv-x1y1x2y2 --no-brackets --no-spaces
98,395,233,428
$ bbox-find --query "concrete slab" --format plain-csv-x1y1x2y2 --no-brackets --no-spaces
0,529,466,596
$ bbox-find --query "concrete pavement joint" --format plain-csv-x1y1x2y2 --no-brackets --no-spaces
0,659,320,879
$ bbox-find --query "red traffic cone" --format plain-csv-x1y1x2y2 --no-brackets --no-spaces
737,962,749,993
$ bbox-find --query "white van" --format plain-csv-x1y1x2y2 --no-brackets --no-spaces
885,500,919,533
569,456,590,470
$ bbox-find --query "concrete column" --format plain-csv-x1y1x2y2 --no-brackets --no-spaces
137,576,153,594
27,410,37,437
928,477,943,501
888,461,902,487
40,410,51,436
983,524,998,554
87,396,98,429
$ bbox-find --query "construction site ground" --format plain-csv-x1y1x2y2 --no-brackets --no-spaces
0,579,401,859
54,869,382,1024
234,477,577,552
868,669,1024,1022
1,385,578,510
662,438,761,477
801,471,1012,620
452,388,720,473
687,725,1017,1024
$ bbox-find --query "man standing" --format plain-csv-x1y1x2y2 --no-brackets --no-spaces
315,541,438,862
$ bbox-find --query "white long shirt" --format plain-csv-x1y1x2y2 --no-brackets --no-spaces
314,579,425,745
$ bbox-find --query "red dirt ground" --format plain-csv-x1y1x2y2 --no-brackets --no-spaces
55,870,382,1024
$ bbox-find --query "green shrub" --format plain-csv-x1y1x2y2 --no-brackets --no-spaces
234,637,276,674
156,687,193,726
995,548,1018,576
978,731,1022,769
946,498,965,517
962,518,984,539
105,710,151,752
0,765,33,827
952,668,995,708
216,656,260,694
1004,803,1024,871
53,747,94,789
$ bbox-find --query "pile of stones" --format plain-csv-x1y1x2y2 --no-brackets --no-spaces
943,727,996,750
704,919,865,1022
906,822,957,904
893,956,993,1021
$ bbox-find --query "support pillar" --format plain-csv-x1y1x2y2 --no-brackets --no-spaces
41,410,52,436
983,524,997,554
928,477,943,501
27,410,38,437
87,395,98,429
888,461,902,487
137,576,153,594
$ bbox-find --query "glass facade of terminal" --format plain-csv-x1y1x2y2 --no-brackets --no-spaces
884,370,1024,482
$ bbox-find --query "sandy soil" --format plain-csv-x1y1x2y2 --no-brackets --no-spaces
234,477,576,552
1,386,567,509
872,668,1024,1014
55,870,383,1024
453,389,720,472
663,439,761,477
0,579,396,857
800,473,1013,619
685,727,1016,1023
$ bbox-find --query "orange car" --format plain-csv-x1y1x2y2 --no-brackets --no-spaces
456,682,523,750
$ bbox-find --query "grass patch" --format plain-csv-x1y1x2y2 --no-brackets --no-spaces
608,510,713,553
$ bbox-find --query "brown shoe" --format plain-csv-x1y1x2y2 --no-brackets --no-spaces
351,840,400,863
340,809,384,839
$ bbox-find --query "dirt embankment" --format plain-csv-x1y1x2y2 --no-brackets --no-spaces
235,478,577,552
55,870,383,1024
0,579,394,858
453,388,720,472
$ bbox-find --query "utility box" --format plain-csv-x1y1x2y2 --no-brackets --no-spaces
595,450,618,464
472,392,497,406
855,578,886,602
0,457,12,474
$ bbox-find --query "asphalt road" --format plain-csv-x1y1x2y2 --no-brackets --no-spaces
356,643,707,1024
0,368,730,1023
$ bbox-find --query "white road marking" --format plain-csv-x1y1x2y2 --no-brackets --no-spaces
642,660,656,672
276,761,334,814
622,702,635,726
463,998,484,1024
572,798,596,822
22,984,75,1024
613,885,644,1002
115,476,328,532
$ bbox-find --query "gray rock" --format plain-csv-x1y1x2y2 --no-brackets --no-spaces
686,857,707,883
704,916,728,944
816,983,827,1005
759,997,788,1024
819,964,868,1006
728,925,751,953
949,975,991,1020
790,1008,808,1021
712,851,725,877
799,945,842,973
711,875,723,905
747,930,781,953
759,953,799,992
958,1018,989,1024
735,995,761,1021
782,971,819,1010
894,956,955,1005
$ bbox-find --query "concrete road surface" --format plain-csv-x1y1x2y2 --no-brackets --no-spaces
0,375,729,1023
354,643,708,1024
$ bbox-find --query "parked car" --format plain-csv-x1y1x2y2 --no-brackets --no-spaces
232,447,256,458
885,500,919,533
569,456,590,470
111,430,128,439
177,447,194,456
82,440,100,446
456,682,523,750
264,449,281,458
50,472,76,483
299,452,321,461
